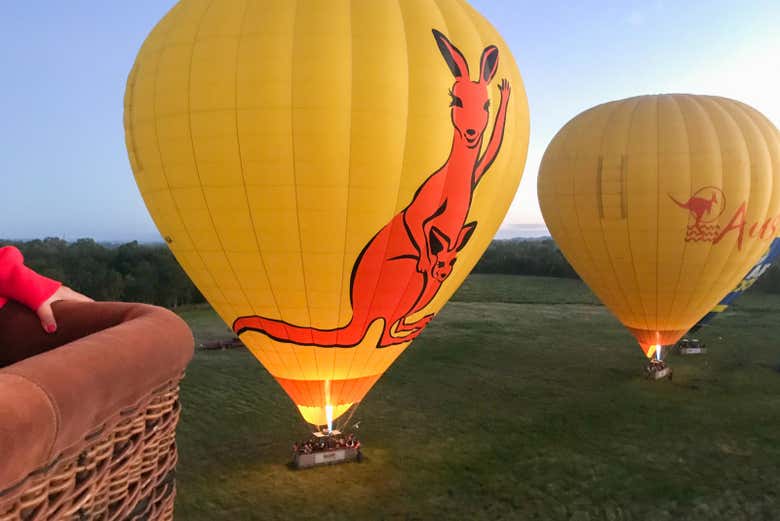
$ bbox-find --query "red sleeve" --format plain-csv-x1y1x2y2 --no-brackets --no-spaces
0,246,62,311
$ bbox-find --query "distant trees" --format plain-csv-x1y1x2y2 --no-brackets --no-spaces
473,238,579,279
0,238,204,307
474,238,780,296
1,236,777,308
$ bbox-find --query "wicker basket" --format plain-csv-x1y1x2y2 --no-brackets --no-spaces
0,302,194,521
0,378,182,521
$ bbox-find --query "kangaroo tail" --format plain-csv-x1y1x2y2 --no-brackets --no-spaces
233,315,371,348
668,193,688,209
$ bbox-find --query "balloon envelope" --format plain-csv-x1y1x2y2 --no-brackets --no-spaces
538,94,780,357
125,0,529,425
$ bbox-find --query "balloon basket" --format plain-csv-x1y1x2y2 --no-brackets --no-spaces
292,431,362,469
645,360,672,381
675,338,707,355
293,447,360,469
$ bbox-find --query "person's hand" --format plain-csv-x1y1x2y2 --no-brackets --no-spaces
36,286,94,333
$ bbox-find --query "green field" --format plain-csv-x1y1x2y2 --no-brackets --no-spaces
174,274,780,521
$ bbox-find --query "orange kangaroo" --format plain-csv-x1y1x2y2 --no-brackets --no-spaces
233,30,511,348
669,192,719,227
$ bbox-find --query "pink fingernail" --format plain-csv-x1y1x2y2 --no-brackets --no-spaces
46,324,57,333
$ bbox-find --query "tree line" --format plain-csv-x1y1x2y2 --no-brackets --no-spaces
474,238,579,278
474,238,780,294
1,238,204,308
1,237,778,308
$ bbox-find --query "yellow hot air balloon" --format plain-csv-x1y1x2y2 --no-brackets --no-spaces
124,0,529,426
538,94,780,359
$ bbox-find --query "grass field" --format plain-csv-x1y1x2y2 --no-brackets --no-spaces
174,274,780,521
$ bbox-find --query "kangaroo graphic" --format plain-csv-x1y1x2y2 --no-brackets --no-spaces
669,191,720,227
233,29,511,348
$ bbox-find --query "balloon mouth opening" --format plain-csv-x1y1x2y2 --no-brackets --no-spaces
630,328,686,358
641,343,666,360
297,403,353,428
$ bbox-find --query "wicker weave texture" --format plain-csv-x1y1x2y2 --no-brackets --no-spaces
0,380,182,521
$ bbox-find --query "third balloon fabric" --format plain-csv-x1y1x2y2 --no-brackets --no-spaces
538,94,780,373
124,1,530,427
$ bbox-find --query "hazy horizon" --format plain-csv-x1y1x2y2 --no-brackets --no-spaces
1,222,553,244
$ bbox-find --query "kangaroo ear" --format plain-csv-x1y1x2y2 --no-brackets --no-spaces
456,221,478,251
432,29,469,79
429,226,449,256
479,45,499,83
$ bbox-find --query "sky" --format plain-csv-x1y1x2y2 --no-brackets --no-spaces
1,1,778,242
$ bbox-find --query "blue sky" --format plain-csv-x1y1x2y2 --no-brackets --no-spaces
1,1,778,242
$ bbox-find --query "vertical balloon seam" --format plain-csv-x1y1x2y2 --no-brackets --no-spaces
751,106,780,240
588,103,631,308
621,96,655,333
427,0,472,313
284,0,320,366
700,99,761,316
742,104,780,219
234,1,312,411
672,95,729,323
536,122,583,308
231,0,292,383
332,0,356,386
185,0,251,320
329,0,394,400
345,0,448,387
595,98,647,330
410,0,479,342
660,94,691,328
616,97,650,332
580,101,629,322
665,95,701,328
732,107,778,298
286,0,324,410
706,102,770,313
196,2,277,319
287,0,323,410
743,106,779,243
694,97,762,318
420,0,470,320
271,1,319,412
667,95,719,328
147,1,238,324
337,0,414,403
609,100,645,327
460,0,527,264
394,0,482,358
544,125,579,300
355,0,482,383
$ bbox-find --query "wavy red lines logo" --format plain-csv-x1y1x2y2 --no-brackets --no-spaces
669,186,779,250
669,186,726,242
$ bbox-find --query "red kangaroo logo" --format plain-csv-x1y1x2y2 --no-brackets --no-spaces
669,188,724,227
233,29,511,348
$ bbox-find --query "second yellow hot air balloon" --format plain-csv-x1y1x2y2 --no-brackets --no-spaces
539,94,780,358
125,0,529,426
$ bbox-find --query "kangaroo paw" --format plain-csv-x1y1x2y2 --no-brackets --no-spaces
499,78,511,97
